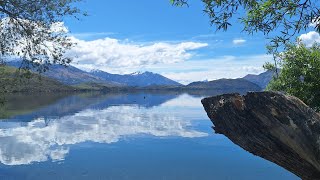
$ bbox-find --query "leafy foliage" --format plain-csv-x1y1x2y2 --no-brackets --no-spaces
0,0,84,72
266,42,320,111
171,0,320,53
0,0,83,105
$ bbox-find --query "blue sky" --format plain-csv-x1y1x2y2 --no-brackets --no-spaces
62,0,275,84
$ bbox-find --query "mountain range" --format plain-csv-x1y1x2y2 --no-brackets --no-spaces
7,61,181,87
6,61,275,92
243,70,277,89
90,70,181,87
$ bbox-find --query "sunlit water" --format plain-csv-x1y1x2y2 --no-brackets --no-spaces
0,92,299,180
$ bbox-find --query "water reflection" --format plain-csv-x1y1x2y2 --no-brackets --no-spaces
0,92,301,180
1,92,180,121
0,93,207,165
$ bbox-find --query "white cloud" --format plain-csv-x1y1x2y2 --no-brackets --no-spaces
232,38,246,45
299,31,320,47
0,105,207,165
309,17,320,27
161,94,205,107
67,37,208,70
67,53,271,84
63,34,270,84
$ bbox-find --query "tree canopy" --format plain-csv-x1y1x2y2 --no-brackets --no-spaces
0,0,83,72
267,42,320,111
171,0,320,53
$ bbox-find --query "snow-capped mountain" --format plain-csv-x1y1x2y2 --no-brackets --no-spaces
7,60,181,87
90,70,182,87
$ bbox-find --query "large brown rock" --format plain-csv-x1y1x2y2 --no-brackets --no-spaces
201,91,320,180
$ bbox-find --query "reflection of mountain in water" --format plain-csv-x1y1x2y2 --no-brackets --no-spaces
0,89,258,166
0,93,67,119
202,92,320,180
183,89,253,98
1,92,179,122
1,89,250,122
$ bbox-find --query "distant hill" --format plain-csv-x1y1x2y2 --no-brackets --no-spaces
186,78,262,91
7,61,180,87
0,66,74,92
90,70,182,87
243,70,277,89
7,61,124,86
43,65,108,85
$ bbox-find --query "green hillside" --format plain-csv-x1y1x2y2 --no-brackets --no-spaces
0,66,75,93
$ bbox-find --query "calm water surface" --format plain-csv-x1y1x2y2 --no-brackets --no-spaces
0,92,299,180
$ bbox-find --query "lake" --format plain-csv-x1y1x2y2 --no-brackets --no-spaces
0,92,299,180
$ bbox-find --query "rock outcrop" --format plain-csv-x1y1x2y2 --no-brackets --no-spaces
201,91,320,180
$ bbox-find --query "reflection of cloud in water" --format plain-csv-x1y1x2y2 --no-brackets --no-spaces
161,94,203,107
0,106,207,165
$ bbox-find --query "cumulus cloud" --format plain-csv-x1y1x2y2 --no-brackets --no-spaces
299,31,320,47
65,35,270,84
232,38,246,45
67,37,208,70
0,105,207,165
